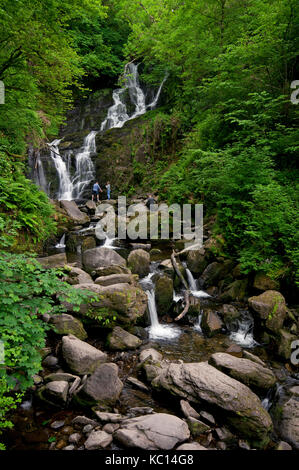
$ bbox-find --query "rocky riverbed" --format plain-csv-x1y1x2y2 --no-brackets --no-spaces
3,198,299,451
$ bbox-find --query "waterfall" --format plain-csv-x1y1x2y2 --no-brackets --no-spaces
48,131,96,201
229,311,257,348
186,268,211,298
55,233,66,249
146,290,181,340
101,63,167,131
49,139,73,200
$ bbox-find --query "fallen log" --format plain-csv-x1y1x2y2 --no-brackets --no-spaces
174,290,190,322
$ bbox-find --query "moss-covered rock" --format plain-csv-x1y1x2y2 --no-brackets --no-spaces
155,275,173,314
49,314,87,340
248,290,286,333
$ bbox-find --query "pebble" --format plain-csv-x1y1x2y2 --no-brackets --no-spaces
83,424,94,434
61,426,74,435
63,445,75,451
50,420,65,430
102,423,120,434
55,439,67,450
69,433,82,445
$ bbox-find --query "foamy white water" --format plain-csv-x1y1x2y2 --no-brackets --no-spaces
147,290,181,340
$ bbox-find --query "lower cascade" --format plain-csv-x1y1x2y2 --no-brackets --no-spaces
146,289,181,340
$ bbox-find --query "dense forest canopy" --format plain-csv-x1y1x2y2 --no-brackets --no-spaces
0,0,298,449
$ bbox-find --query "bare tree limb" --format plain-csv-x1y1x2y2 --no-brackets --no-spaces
174,290,190,321
171,250,189,290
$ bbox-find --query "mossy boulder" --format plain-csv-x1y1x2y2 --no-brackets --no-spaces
49,314,87,340
107,326,142,351
155,275,173,314
248,290,286,333
253,272,279,291
128,249,150,278
218,279,248,302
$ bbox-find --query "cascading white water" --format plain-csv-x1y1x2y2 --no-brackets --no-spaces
49,139,73,200
146,289,181,340
49,131,96,200
101,63,167,131
55,233,66,249
71,131,96,200
229,312,257,348
185,268,211,299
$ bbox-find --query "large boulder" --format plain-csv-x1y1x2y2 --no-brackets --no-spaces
115,413,190,450
93,265,131,277
151,362,273,446
95,274,135,286
128,249,150,278
201,310,223,337
155,276,173,314
64,266,93,285
82,247,126,274
37,253,67,268
78,363,123,406
277,329,297,360
67,283,147,325
218,279,248,302
38,380,69,407
49,314,87,340
186,248,207,275
248,290,287,333
209,353,277,391
275,399,299,450
61,335,107,375
84,430,112,450
60,200,89,224
201,261,234,287
107,326,142,351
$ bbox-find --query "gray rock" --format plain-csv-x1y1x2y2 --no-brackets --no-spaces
180,400,200,420
200,411,216,425
278,329,297,360
60,200,89,224
94,412,124,423
201,310,223,337
69,433,82,444
127,377,149,393
139,348,162,363
37,253,67,268
50,314,87,340
151,361,273,446
176,443,207,450
80,363,123,405
72,416,98,427
248,290,286,333
45,372,79,383
62,335,107,375
42,355,59,369
39,380,69,405
115,413,190,450
128,249,150,278
243,351,266,367
83,247,126,274
127,407,154,418
102,423,120,434
107,326,142,351
83,424,94,434
187,417,211,436
95,274,134,286
84,430,113,450
209,352,277,391
276,441,292,450
63,445,75,450
277,398,299,450
64,266,93,285
67,283,147,325
290,386,299,397
50,420,65,429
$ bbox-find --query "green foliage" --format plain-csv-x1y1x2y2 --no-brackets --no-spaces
0,252,96,445
0,152,56,249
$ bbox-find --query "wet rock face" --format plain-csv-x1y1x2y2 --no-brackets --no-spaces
248,290,286,333
61,335,107,375
209,353,277,391
128,249,150,278
36,253,67,268
151,361,273,446
115,413,190,450
186,248,207,275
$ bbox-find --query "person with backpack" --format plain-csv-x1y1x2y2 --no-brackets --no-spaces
92,181,102,202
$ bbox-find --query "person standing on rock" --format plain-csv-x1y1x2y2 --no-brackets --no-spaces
106,181,111,200
92,181,102,202
146,194,157,211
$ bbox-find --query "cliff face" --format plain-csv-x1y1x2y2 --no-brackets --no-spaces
28,86,179,200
